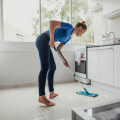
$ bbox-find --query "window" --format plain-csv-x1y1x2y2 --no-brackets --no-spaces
3,0,39,42
41,0,70,33
2,0,93,43
71,0,94,43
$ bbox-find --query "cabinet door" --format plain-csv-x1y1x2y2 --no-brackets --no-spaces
103,0,120,17
98,46,114,85
114,45,120,87
103,0,115,16
88,48,99,82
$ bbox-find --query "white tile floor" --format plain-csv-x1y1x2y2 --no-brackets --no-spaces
0,81,120,120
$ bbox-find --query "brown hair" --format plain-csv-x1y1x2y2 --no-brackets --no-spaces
75,21,87,30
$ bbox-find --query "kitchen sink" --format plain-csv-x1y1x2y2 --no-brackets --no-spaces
103,38,120,45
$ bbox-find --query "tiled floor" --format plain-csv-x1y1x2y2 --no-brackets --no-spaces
0,81,120,120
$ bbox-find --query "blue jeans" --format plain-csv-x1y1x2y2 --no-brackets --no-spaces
35,32,56,96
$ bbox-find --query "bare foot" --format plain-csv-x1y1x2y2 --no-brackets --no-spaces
38,95,55,107
49,91,58,99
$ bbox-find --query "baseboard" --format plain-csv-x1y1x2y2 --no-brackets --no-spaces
0,80,75,90
0,82,38,90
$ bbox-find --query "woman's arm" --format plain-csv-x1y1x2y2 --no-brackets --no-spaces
49,20,61,48
57,43,64,51
57,43,70,67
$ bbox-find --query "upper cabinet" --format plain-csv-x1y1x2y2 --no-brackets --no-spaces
103,0,120,19
103,0,115,15
103,9,120,19
91,3,103,13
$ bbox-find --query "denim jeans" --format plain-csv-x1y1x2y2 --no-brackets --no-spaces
35,32,56,96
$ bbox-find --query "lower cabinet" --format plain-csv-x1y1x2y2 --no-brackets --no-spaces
88,46,114,86
98,46,114,85
88,47,99,82
114,45,120,87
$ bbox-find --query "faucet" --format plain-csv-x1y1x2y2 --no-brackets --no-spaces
109,32,115,39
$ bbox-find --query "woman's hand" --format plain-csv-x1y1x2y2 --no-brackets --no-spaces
64,60,70,68
49,41,55,48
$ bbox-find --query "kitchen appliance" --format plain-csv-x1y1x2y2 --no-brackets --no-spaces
75,45,91,85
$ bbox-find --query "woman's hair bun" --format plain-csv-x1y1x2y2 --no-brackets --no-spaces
82,21,85,24
76,21,87,30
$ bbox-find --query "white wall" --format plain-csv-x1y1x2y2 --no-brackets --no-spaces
0,0,3,41
89,0,103,45
92,10,103,45
0,42,80,85
90,0,120,45
0,0,83,86
102,0,120,38
3,22,36,42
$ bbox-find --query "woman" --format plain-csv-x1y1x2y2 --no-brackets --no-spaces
35,20,87,106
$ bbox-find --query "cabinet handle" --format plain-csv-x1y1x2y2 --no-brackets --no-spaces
97,47,114,50
88,47,114,51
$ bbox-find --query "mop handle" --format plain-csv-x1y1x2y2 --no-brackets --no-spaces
68,66,88,92
54,46,81,77
53,46,66,63
53,46,88,93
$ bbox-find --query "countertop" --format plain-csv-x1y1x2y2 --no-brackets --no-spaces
87,43,120,48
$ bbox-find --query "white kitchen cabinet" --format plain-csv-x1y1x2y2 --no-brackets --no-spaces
98,46,114,85
88,46,114,86
103,0,120,17
88,47,99,82
103,0,115,16
114,45,120,87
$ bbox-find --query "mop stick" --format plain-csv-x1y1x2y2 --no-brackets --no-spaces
68,67,89,94
53,46,89,94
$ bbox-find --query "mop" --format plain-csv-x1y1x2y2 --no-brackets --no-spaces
53,46,98,97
